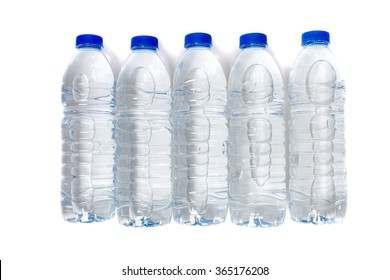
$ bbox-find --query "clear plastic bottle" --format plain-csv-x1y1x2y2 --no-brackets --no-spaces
228,33,286,227
288,30,347,224
172,32,228,225
61,34,116,222
115,35,172,227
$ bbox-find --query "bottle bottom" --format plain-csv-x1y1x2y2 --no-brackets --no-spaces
62,210,114,223
172,204,227,226
117,210,172,227
230,205,286,227
289,200,347,225
61,203,115,223
118,217,171,227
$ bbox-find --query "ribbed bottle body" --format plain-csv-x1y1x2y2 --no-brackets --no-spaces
61,47,115,223
228,46,286,227
172,46,228,225
288,42,347,224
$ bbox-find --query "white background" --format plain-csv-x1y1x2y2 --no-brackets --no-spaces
1,0,389,279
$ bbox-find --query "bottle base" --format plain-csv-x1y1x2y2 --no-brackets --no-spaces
118,216,171,227
230,208,286,227
173,206,227,226
289,201,346,225
290,215,338,225
62,200,115,223
173,215,226,226
116,206,172,227
62,212,114,223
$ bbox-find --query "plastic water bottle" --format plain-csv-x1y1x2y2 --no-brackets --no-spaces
228,33,286,227
61,34,116,222
172,32,228,225
288,30,347,224
115,36,172,227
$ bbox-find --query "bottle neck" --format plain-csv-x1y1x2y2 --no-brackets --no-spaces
132,48,157,52
186,46,211,51
240,43,267,49
77,46,102,52
302,43,330,51
241,46,267,51
303,42,329,47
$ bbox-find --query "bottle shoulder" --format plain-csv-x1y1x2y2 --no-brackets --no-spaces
117,51,171,90
173,48,226,86
290,46,344,82
177,48,220,65
228,48,283,88
62,49,114,86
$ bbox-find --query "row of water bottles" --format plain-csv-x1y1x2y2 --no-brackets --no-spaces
61,31,346,227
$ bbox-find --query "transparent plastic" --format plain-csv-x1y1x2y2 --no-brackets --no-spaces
288,38,347,224
172,43,228,225
115,43,172,227
61,41,115,223
228,42,286,227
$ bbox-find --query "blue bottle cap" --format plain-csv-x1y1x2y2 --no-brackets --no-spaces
302,30,330,46
131,35,159,50
239,33,267,49
76,34,103,49
184,32,212,48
